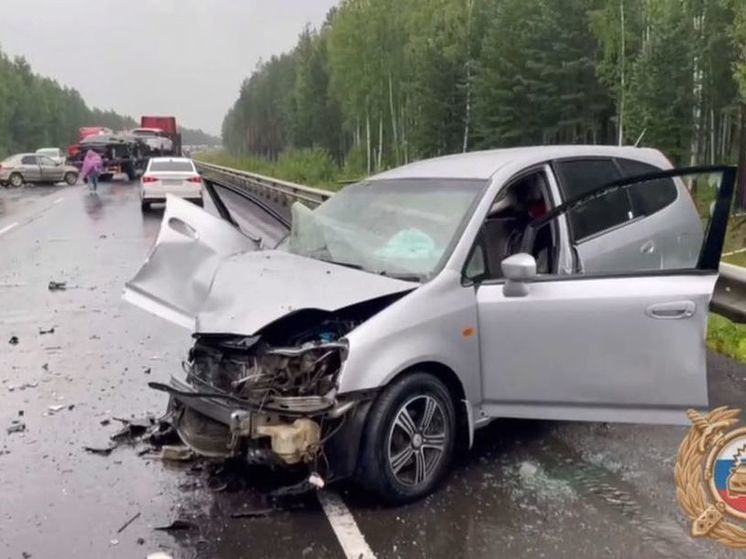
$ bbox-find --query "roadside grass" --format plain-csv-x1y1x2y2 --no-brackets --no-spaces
195,149,351,190
708,313,746,362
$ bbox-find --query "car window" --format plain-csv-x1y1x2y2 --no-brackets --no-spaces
21,155,37,165
553,158,629,241
38,156,56,166
616,158,677,217
525,168,730,276
279,178,486,280
149,160,194,172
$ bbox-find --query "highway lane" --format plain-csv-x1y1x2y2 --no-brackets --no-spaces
0,178,744,558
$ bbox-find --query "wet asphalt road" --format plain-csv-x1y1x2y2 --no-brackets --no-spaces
1,179,745,559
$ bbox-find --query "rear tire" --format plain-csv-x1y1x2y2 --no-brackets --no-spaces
141,200,150,212
99,173,112,183
64,172,78,186
356,372,456,504
9,173,23,188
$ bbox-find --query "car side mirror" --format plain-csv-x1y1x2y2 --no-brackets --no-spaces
501,253,536,297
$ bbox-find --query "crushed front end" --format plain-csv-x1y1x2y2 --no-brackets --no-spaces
154,308,382,481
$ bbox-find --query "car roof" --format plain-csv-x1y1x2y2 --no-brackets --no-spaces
370,145,671,181
36,147,60,151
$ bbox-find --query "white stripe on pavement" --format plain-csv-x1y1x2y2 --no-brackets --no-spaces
0,222,19,237
317,490,376,559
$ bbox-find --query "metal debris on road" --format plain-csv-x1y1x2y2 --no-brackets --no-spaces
154,519,196,532
230,507,275,519
39,327,55,335
48,281,67,291
47,404,66,414
8,335,18,345
7,421,26,434
116,511,141,534
83,445,115,456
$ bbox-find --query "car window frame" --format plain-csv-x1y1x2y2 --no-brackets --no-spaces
521,165,735,278
550,156,637,244
461,165,560,285
612,157,680,218
20,155,38,165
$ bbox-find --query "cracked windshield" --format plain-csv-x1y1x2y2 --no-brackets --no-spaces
2,1,746,559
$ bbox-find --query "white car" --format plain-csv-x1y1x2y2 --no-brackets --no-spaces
35,147,66,165
140,157,203,211
131,128,174,155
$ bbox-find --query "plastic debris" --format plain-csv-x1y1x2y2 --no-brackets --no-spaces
47,404,66,414
159,445,193,462
48,281,67,291
39,327,55,335
7,421,26,434
9,336,18,345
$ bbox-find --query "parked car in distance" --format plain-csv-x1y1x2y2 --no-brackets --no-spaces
35,147,66,165
0,153,79,187
131,128,174,155
140,157,203,211
124,145,735,503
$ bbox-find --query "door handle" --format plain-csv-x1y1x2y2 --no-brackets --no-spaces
645,301,696,319
640,240,655,254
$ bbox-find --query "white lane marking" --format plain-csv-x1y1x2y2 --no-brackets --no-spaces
723,247,746,257
317,490,376,559
0,222,19,237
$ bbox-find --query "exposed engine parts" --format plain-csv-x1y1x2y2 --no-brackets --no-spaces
186,319,355,415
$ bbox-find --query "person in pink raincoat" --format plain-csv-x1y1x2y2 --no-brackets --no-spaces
81,149,103,191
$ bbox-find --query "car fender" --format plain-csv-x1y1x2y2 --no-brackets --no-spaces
337,269,481,406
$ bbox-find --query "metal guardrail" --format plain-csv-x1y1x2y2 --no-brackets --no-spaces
195,161,332,211
195,159,746,323
713,263,746,323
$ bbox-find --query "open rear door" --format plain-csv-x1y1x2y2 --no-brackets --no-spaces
476,166,736,425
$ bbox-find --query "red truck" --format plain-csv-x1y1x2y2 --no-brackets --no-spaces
67,127,113,159
132,116,182,157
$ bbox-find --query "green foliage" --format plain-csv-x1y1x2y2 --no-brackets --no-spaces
197,148,341,189
0,48,136,159
221,0,746,179
708,313,746,363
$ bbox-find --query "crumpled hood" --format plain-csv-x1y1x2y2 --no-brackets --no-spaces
123,195,416,335
196,250,416,335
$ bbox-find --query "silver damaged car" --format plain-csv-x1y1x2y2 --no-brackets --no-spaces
124,145,736,502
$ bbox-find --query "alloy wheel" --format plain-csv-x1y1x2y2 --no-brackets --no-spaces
386,394,448,487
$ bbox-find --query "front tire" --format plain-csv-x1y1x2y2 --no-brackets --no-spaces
9,173,23,188
64,172,78,186
356,372,456,504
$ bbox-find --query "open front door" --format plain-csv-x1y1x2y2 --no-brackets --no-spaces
476,166,736,425
124,195,256,330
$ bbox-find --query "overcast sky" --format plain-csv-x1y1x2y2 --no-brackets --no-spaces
0,0,338,134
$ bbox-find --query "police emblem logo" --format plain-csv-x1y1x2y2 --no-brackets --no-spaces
676,406,746,548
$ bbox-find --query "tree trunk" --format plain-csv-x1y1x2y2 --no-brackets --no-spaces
377,114,384,171
737,103,746,212
366,110,372,175
388,73,399,165
618,0,625,146
463,0,474,152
